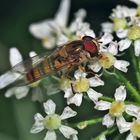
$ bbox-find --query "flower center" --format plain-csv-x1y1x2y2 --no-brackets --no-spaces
73,78,89,93
128,26,140,40
109,101,125,117
98,53,116,69
43,114,61,130
131,120,140,138
113,18,127,31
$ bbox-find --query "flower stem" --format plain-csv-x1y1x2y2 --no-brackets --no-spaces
99,96,140,106
130,48,140,91
91,126,117,140
104,69,140,102
70,118,102,129
99,96,114,102
115,70,140,102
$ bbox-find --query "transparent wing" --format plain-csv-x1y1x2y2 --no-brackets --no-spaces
12,52,50,74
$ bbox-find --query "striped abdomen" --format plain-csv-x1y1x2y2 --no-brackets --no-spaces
26,57,53,84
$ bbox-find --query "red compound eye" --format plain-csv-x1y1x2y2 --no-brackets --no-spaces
82,36,98,54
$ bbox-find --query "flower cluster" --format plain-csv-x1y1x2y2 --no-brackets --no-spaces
102,0,140,57
0,0,140,140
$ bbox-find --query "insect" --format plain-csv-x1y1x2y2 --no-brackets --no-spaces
0,36,100,88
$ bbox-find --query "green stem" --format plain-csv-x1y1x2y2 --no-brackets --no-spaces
130,48,140,91
115,70,140,102
92,126,117,140
70,118,102,129
99,96,114,102
99,96,140,106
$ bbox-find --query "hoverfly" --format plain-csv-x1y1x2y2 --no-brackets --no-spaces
0,36,100,88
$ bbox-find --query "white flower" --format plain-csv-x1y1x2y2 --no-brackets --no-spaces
69,9,95,38
89,40,130,73
63,70,104,106
29,0,70,49
110,5,137,20
109,5,140,56
0,48,43,100
30,99,78,140
29,0,96,49
117,116,140,140
95,86,127,128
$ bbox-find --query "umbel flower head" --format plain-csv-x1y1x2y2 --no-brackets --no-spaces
61,70,104,106
30,99,78,140
29,0,95,49
95,86,127,128
101,2,140,57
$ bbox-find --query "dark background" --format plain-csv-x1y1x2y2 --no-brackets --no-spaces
0,0,136,140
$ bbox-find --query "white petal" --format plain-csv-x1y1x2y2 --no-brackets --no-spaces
88,61,102,73
116,116,131,133
125,104,140,118
43,36,56,49
102,114,115,128
116,29,128,39
94,101,111,110
134,39,140,56
5,86,29,99
29,20,59,39
114,60,130,72
34,113,44,122
118,39,132,51
60,106,77,120
84,29,96,38
114,85,126,101
0,71,21,89
126,133,136,140
54,0,70,27
75,9,86,20
64,88,74,98
108,41,118,55
67,93,83,106
100,135,107,140
43,99,56,115
71,135,78,140
10,47,23,66
100,33,113,45
89,76,104,87
29,51,37,57
129,0,140,5
30,113,44,133
59,125,78,139
101,22,113,33
56,34,69,46
74,70,87,79
30,123,44,133
44,131,56,140
87,88,102,103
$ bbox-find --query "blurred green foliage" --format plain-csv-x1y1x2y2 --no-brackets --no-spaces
0,0,136,140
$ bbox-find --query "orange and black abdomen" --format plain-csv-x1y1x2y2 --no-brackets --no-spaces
26,67,42,83
26,57,53,84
